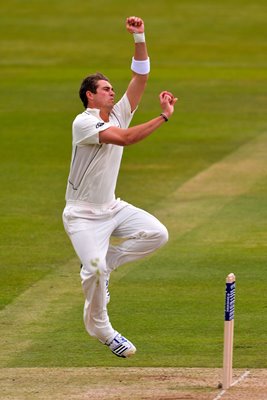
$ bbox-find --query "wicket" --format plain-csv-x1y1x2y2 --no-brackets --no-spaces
222,273,236,389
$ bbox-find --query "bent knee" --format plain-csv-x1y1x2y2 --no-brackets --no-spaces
158,224,169,247
144,223,168,249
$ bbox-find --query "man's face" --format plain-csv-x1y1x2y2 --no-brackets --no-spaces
87,80,115,110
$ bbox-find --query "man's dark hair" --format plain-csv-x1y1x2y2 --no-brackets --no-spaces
79,72,110,108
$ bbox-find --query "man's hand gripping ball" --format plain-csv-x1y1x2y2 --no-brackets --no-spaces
126,16,145,34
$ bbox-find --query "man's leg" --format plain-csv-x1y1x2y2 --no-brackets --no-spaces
69,225,115,344
63,215,137,357
106,204,168,274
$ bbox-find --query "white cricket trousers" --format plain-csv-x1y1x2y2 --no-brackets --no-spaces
63,201,168,345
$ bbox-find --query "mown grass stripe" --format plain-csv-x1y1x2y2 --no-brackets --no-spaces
0,258,80,366
155,132,267,236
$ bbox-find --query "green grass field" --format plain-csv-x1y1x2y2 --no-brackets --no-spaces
0,0,267,372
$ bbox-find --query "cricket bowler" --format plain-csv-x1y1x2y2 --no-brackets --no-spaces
63,16,177,358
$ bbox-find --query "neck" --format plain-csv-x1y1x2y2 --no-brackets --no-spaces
99,109,110,122
87,103,111,122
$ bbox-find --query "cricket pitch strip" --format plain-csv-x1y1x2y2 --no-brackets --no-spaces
0,368,266,400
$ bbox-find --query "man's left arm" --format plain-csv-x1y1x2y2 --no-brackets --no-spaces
125,16,149,112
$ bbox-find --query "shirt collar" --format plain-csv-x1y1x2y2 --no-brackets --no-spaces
85,108,102,118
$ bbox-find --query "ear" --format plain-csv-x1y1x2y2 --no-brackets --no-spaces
86,90,94,102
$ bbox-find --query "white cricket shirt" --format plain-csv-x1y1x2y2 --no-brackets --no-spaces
65,93,135,208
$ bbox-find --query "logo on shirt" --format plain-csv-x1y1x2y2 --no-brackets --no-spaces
96,122,105,129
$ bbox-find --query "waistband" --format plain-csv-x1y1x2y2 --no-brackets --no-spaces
65,198,122,212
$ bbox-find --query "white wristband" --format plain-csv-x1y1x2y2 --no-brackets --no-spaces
133,32,145,43
131,57,150,75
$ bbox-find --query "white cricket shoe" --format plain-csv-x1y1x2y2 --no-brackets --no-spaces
106,333,136,358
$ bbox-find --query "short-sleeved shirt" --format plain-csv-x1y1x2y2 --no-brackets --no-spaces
65,93,135,207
